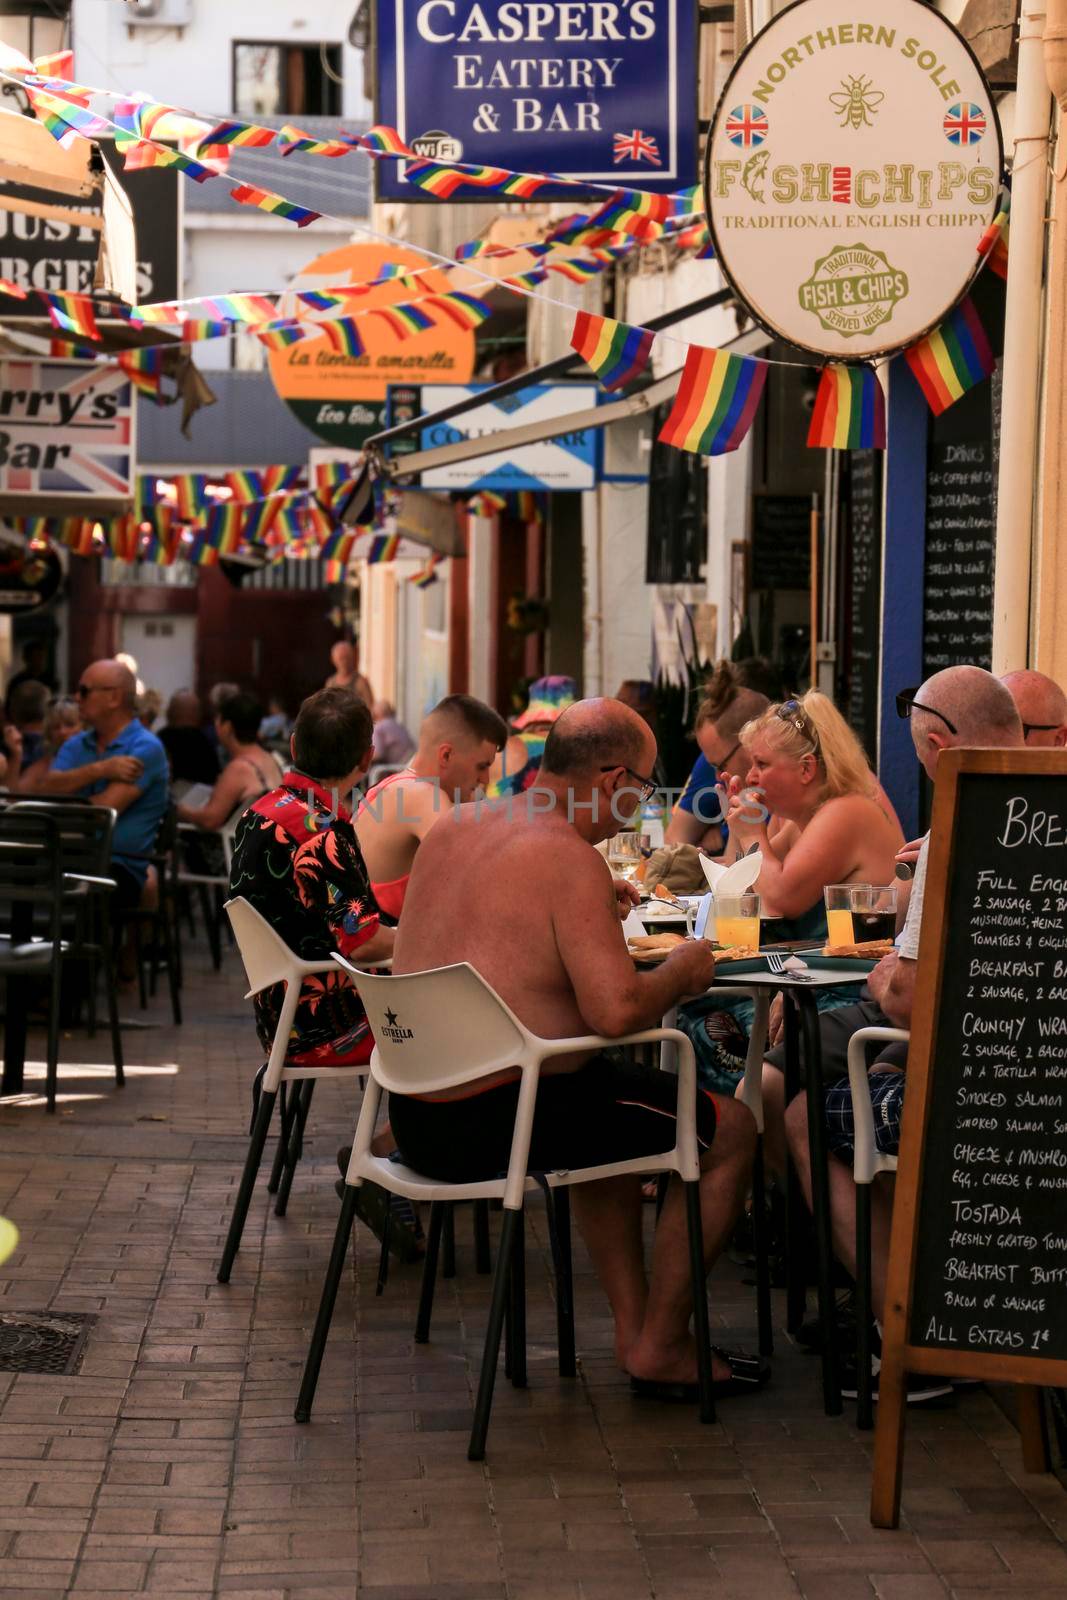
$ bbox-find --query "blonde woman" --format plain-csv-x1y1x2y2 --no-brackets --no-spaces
722,692,903,932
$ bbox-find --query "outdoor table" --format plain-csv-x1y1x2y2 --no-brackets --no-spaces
707,963,867,1417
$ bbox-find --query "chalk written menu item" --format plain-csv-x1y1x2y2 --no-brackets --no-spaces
909,774,1067,1359
923,437,995,676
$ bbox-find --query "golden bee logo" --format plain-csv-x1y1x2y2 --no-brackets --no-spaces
829,75,885,130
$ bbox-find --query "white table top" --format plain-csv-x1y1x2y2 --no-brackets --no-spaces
711,966,867,988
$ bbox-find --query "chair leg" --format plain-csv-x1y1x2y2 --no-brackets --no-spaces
98,901,125,1090
85,946,98,1039
217,1089,276,1283
507,1206,527,1390
554,1187,576,1379
45,957,63,1115
468,1206,520,1462
855,1182,874,1431
376,1199,393,1297
132,918,147,1010
294,1183,360,1424
474,1199,492,1274
684,1179,716,1425
442,1203,457,1279
199,886,222,970
275,1079,316,1217
267,1097,288,1195
751,1138,774,1358
415,1201,447,1343
161,898,182,1027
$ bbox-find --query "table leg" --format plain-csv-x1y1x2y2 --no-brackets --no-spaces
798,991,842,1416
1,904,31,1097
782,996,807,1335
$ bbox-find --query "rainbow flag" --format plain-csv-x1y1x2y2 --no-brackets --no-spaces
261,466,302,495
404,160,546,201
200,294,279,323
42,292,100,342
180,319,232,344
320,526,357,564
120,138,218,183
318,318,364,358
171,473,207,521
365,534,400,564
585,188,672,242
570,312,654,392
658,345,768,456
422,292,491,330
467,490,507,517
240,496,288,546
904,297,995,416
806,365,886,450
204,503,243,556
256,319,314,351
63,519,100,557
106,516,141,562
27,86,109,144
516,491,542,525
296,291,346,313
409,554,442,588
278,124,351,158
117,350,165,399
0,279,28,300
359,126,417,157
32,50,77,81
230,184,321,228
548,257,603,285
977,195,1010,281
186,532,220,567
370,305,433,339
143,523,179,566
198,119,277,151
49,338,99,361
504,269,548,290
313,462,356,507
225,470,266,503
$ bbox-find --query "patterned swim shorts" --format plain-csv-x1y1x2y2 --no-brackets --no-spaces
824,1070,905,1160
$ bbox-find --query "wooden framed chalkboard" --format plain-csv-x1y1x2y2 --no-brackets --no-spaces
871,748,1067,1527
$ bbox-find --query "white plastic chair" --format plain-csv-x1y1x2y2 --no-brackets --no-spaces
216,896,390,1283
176,815,242,970
845,1024,909,1428
295,958,719,1461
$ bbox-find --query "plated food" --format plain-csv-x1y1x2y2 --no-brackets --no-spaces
821,938,894,959
626,934,762,966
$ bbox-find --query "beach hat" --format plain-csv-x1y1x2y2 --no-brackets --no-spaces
512,676,577,730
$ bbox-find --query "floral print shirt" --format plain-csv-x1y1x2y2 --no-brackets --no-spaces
229,772,380,1066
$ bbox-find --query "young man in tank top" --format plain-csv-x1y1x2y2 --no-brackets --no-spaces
356,694,507,920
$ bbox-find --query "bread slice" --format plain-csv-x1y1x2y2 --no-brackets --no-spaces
628,932,686,953
822,938,893,959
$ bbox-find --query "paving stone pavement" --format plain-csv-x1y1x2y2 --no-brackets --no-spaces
0,943,1063,1600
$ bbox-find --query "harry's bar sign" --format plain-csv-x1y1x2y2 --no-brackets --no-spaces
375,0,698,198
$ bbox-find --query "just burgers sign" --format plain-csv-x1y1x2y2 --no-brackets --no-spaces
705,0,1002,359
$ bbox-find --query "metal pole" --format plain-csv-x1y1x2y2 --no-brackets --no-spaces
991,2,1052,672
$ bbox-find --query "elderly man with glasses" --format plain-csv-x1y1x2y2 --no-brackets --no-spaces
41,658,169,908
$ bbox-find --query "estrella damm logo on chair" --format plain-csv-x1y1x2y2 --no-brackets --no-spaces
381,1007,414,1043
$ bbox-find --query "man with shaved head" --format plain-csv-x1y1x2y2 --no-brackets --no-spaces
43,657,169,907
392,697,762,1399
357,693,508,919
1000,668,1067,747
781,665,1023,1401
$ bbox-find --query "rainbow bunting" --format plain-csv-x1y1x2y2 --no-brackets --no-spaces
467,491,506,517
49,338,99,360
0,279,28,300
239,496,287,546
172,473,207,521
365,534,401,564
229,184,321,228
27,86,110,144
261,466,303,495
404,160,546,201
119,138,218,183
359,126,417,157
548,257,604,285
277,124,352,158
143,523,179,566
256,319,314,351
319,318,366,358
296,290,346,313
370,305,433,339
323,559,347,584
503,269,548,290
201,294,279,323
203,503,243,555
422,291,491,330
42,292,100,341
409,554,442,588
570,311,654,392
516,491,542,525
181,319,233,343
658,345,768,456
107,516,141,562
977,196,1010,281
118,354,165,399
32,51,77,81
186,532,220,567
225,470,266,503
198,119,277,151
806,365,886,450
904,297,995,416
584,188,672,241
63,519,100,557
320,526,357,564
313,462,355,507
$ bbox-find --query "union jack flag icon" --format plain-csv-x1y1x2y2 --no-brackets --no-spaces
725,105,768,147
612,129,661,165
943,103,986,145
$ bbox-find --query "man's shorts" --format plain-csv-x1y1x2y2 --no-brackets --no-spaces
765,999,909,1085
389,1054,719,1184
824,1070,905,1161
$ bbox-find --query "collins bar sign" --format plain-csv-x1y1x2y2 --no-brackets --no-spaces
705,0,1002,359
375,0,698,198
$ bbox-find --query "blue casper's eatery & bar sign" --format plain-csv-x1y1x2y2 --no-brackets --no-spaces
374,0,699,198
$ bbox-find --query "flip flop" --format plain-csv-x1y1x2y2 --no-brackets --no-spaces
630,1348,770,1403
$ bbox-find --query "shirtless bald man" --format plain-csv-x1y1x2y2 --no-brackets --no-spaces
392,698,760,1396
357,694,507,919
1000,668,1067,747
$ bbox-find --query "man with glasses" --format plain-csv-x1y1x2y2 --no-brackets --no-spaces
999,668,1067,748
42,659,168,908
779,666,1022,1404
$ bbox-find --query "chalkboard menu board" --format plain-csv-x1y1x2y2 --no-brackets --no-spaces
846,453,882,762
872,750,1067,1529
923,383,996,675
751,494,812,591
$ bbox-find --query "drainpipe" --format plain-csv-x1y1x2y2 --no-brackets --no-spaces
1035,0,1067,680
990,2,1053,674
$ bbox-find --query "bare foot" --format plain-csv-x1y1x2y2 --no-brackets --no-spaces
626,1333,733,1385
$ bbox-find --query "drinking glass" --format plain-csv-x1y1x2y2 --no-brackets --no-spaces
824,884,858,946
607,831,649,881
849,884,897,943
713,891,761,950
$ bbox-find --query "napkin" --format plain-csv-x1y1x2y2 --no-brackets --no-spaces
699,849,764,897
621,907,647,942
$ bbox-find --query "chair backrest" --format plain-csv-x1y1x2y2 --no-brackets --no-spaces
224,895,304,995
11,799,114,877
0,811,64,905
339,960,531,1096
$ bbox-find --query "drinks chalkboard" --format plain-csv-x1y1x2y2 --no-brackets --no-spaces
751,493,813,592
922,383,996,676
872,750,1067,1528
845,452,882,763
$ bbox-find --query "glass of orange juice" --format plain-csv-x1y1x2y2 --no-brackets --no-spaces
713,892,761,951
824,884,859,947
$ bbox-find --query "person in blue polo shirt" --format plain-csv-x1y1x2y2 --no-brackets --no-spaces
43,658,169,907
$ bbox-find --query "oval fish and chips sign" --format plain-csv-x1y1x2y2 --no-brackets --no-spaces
705,0,1002,359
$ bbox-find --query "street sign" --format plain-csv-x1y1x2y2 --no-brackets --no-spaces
400,383,600,490
705,0,1002,359
0,360,135,510
374,0,698,199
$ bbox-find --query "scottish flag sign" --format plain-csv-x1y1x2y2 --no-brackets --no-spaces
374,0,698,199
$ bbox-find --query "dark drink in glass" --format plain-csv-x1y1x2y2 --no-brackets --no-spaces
853,910,896,942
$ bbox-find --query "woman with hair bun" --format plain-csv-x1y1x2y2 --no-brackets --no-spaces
666,657,783,851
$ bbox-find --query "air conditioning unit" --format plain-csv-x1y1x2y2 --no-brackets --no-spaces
124,0,193,25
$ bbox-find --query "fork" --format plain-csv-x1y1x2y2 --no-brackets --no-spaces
765,951,815,981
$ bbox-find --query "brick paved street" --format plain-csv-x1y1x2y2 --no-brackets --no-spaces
0,945,1064,1600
